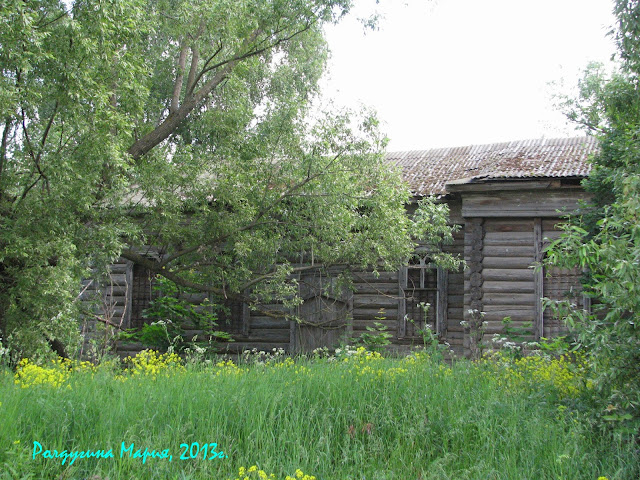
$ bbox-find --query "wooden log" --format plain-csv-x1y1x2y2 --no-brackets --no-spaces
352,283,398,294
481,246,535,257
482,293,537,305
351,271,398,283
244,329,290,342
246,316,290,329
542,218,565,231
483,268,534,281
352,295,399,309
462,191,588,218
352,308,398,320
352,319,396,331
447,324,465,333
448,282,465,296
534,217,544,340
483,219,534,232
447,294,464,306
102,295,127,306
482,257,534,269
482,281,534,294
108,263,129,274
481,308,535,322
484,232,535,246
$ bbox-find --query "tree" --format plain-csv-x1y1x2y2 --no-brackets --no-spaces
546,0,640,439
0,0,454,359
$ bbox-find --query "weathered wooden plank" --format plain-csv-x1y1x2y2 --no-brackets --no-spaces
483,219,534,232
484,232,534,246
246,316,290,329
483,268,534,281
447,294,464,306
244,329,290,342
353,295,399,309
351,271,398,283
534,217,544,340
448,283,464,296
397,266,407,338
483,293,537,305
352,308,398,320
462,191,590,218
124,261,133,329
481,245,535,257
437,268,448,335
482,281,534,294
102,295,127,306
542,218,565,231
352,319,396,331
106,273,127,286
108,263,129,274
352,283,398,294
481,308,535,322
482,257,534,269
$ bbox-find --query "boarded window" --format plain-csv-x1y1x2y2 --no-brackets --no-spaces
215,300,246,335
129,264,154,329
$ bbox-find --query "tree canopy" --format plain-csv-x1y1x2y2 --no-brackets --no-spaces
0,0,455,358
546,0,640,439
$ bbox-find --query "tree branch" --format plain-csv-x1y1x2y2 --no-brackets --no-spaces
170,41,188,114
185,44,200,95
0,117,12,190
120,249,229,297
127,23,315,161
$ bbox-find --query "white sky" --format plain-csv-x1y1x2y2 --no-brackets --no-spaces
321,0,617,151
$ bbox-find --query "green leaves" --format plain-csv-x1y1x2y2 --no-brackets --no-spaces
546,0,640,440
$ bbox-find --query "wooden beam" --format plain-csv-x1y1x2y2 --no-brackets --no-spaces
124,261,133,329
533,217,544,340
397,266,407,338
437,268,448,336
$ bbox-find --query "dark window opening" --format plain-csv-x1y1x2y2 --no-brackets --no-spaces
130,264,154,329
215,300,245,336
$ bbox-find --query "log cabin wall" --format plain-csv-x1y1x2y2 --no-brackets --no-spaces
83,137,598,357
450,180,591,354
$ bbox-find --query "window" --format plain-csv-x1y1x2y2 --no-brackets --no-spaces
129,264,154,329
399,253,448,338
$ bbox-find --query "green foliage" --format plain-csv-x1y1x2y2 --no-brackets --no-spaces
406,302,449,360
547,0,640,441
358,316,392,351
501,317,533,344
119,277,232,352
0,0,463,357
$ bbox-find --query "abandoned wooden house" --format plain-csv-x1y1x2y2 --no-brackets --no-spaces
84,136,598,357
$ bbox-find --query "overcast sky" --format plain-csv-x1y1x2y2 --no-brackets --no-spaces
321,0,617,151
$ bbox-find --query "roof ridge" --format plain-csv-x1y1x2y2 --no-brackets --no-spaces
386,135,596,156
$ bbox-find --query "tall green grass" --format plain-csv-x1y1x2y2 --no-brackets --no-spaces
0,350,637,480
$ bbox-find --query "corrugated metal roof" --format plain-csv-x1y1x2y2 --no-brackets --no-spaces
387,136,598,196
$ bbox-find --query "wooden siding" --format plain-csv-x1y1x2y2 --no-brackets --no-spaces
351,270,399,339
482,218,535,335
460,189,590,218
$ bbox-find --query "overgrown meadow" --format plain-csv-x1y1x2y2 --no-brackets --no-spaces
0,348,637,480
